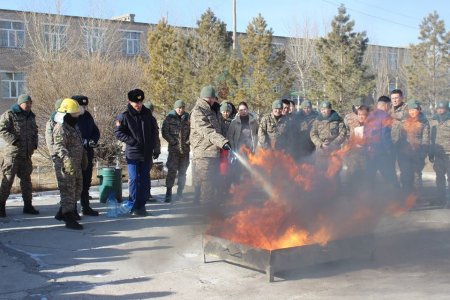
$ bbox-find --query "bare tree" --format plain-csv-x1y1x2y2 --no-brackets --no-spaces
21,11,142,164
286,19,320,101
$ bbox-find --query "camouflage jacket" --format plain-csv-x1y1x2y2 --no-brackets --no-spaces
430,112,450,156
310,110,346,149
398,112,430,154
344,112,360,137
258,113,287,149
290,111,318,156
45,111,57,158
390,102,408,144
0,104,38,158
190,98,228,158
52,112,84,168
162,110,190,155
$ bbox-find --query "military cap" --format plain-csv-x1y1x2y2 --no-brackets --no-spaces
407,99,421,110
17,94,32,105
200,85,216,98
436,100,449,109
174,100,185,109
272,100,283,109
71,95,89,106
128,89,145,102
301,100,312,108
320,100,332,109
220,102,232,112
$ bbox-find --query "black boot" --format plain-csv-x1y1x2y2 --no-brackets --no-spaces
64,211,83,230
0,202,5,218
165,187,172,203
82,206,99,216
55,207,64,221
73,207,81,220
23,204,39,215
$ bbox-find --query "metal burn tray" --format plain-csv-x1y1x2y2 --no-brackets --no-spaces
203,234,375,282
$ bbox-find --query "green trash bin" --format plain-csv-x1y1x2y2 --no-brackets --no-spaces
97,167,123,203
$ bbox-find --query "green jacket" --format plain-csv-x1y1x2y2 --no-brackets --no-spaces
310,110,346,149
162,110,190,155
0,104,38,158
190,98,228,158
430,112,450,156
258,113,286,149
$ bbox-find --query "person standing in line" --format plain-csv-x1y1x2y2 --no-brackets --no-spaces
390,89,408,168
190,85,230,205
161,100,190,203
258,100,285,150
52,98,86,229
115,89,160,216
397,100,430,193
290,100,318,162
430,100,450,207
71,95,100,216
0,94,39,218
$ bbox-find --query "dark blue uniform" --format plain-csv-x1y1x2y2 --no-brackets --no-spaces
77,110,100,212
115,104,160,214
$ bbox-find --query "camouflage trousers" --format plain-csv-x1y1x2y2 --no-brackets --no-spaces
193,157,220,203
166,152,190,189
398,151,426,192
54,160,82,214
433,154,450,198
0,155,33,205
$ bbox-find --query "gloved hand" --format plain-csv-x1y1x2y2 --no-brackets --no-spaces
81,150,88,171
222,142,231,151
63,159,75,175
153,152,160,160
88,140,98,148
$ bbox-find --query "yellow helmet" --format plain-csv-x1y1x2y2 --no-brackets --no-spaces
58,98,80,114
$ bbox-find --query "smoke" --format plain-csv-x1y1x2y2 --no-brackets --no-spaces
205,146,417,250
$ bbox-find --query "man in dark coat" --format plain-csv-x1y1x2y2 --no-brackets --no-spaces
115,89,161,216
71,95,100,216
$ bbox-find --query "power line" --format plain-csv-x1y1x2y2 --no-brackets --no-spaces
320,0,419,30
351,0,418,21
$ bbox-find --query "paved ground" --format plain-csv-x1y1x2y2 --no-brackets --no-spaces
1,175,450,299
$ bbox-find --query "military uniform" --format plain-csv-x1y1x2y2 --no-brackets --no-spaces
162,110,190,199
430,108,450,204
0,99,38,217
52,113,84,215
290,110,318,161
190,90,228,205
258,113,286,149
310,110,347,152
398,112,430,191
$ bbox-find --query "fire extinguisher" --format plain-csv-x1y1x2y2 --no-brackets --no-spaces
220,149,229,175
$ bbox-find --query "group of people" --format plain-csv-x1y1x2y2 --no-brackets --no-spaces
0,86,449,229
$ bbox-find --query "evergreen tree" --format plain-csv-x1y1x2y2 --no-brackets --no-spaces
140,19,187,113
407,11,450,108
184,8,233,102
312,5,374,112
231,14,293,111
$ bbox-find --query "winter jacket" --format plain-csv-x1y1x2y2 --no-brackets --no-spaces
363,109,394,157
398,112,430,155
114,104,161,161
52,112,84,170
227,113,258,152
78,110,100,159
162,110,190,155
310,110,346,149
45,111,57,158
0,104,38,158
258,113,286,149
190,98,228,158
430,112,450,156
290,110,318,158
390,102,408,144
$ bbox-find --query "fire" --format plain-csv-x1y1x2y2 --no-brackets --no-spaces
208,142,417,251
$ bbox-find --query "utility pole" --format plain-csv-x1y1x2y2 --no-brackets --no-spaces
232,0,237,50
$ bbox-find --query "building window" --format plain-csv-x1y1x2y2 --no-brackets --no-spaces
123,31,140,55
83,27,104,53
1,72,25,98
0,20,25,48
44,24,67,51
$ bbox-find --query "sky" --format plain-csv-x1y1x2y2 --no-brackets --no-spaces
0,0,449,47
